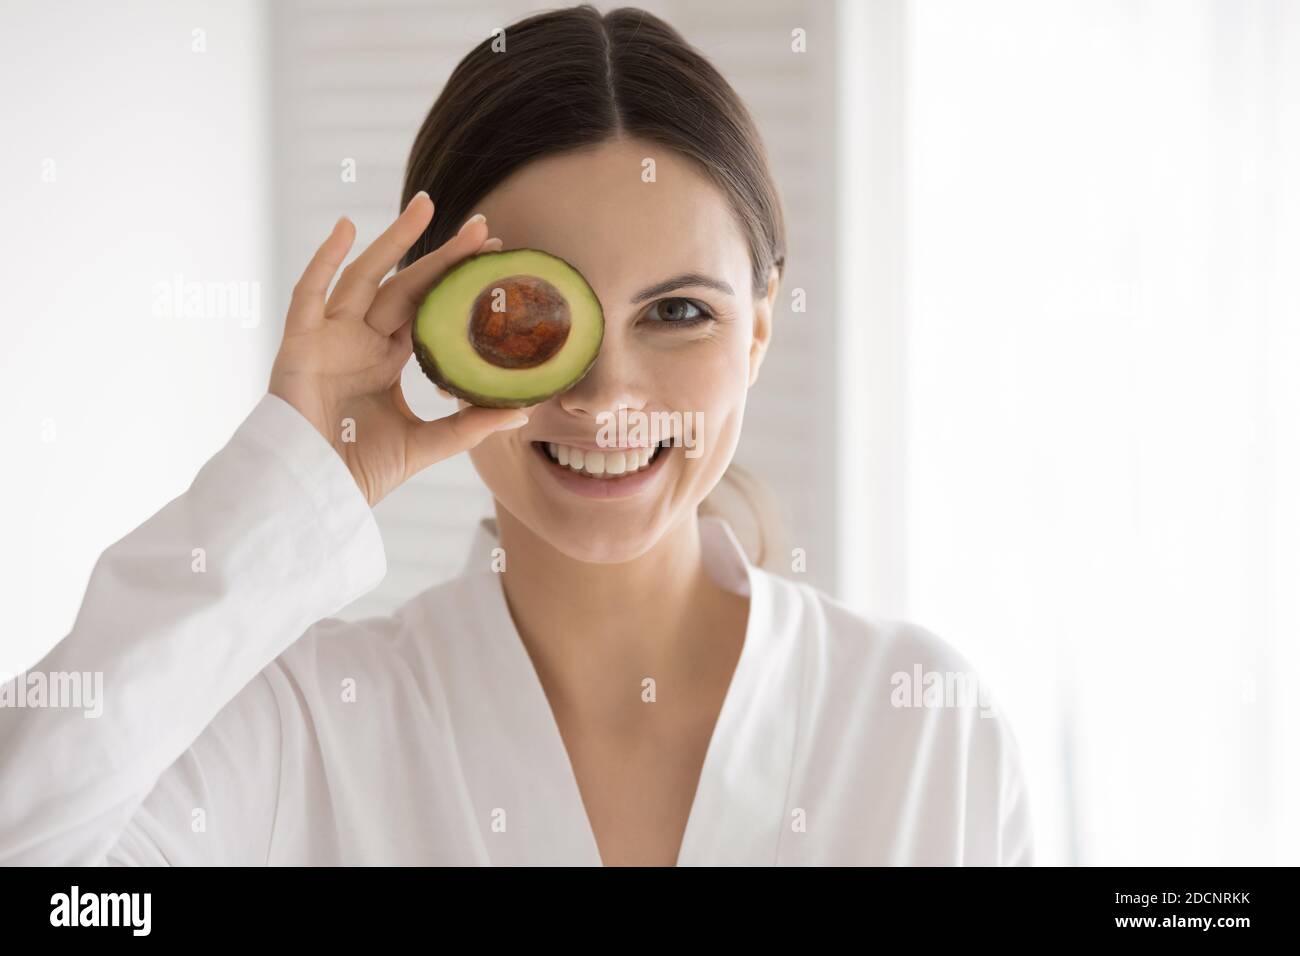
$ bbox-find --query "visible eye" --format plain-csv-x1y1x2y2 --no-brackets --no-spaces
645,297,713,326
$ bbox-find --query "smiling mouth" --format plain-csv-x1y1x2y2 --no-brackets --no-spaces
532,439,673,479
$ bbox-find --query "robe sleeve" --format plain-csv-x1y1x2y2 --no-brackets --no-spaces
996,718,1036,866
0,392,387,865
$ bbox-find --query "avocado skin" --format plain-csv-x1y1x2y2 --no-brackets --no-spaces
411,248,604,409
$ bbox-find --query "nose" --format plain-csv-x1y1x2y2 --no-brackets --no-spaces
558,333,647,419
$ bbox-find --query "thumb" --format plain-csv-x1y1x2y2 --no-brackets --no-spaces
404,403,530,477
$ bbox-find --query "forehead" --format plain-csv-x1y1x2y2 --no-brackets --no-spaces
473,136,751,303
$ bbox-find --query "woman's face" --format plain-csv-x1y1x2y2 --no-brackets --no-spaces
466,135,776,563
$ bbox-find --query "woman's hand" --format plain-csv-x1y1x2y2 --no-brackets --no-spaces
268,192,529,507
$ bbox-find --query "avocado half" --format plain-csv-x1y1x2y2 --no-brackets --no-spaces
412,248,604,408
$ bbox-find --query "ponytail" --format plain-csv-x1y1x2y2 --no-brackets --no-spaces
698,461,786,571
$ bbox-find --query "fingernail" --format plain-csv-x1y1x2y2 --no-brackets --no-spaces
458,212,486,235
494,413,529,431
406,190,429,211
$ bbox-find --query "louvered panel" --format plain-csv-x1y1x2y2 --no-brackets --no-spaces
288,59,455,91
271,0,839,619
291,91,438,125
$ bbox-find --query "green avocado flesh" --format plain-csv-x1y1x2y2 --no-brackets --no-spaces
413,248,604,408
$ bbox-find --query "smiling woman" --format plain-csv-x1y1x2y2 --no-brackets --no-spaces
0,3,1033,868
398,4,788,573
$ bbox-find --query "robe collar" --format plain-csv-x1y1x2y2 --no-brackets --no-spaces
444,513,799,866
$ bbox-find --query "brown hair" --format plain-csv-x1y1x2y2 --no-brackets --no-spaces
400,4,788,565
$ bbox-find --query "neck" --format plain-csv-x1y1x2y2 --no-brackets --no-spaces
492,505,719,711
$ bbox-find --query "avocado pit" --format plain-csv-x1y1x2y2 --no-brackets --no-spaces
469,275,571,369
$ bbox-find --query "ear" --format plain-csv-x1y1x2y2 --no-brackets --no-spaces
747,264,780,387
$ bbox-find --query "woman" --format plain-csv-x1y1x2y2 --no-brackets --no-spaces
0,5,1032,866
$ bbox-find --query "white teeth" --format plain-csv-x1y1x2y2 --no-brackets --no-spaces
543,442,663,478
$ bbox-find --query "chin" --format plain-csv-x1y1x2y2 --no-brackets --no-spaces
525,505,671,564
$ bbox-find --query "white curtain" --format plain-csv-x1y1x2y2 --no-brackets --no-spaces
842,0,1300,864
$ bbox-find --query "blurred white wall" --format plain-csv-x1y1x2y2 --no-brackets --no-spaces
840,0,1300,864
1,1,275,673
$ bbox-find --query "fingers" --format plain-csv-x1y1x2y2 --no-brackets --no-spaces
287,217,356,331
326,191,435,321
363,216,493,336
397,388,533,478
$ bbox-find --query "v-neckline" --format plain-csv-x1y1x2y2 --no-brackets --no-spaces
456,515,792,867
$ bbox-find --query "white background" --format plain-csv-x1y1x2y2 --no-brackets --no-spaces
2,0,1297,865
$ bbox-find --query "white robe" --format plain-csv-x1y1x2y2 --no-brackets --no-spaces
0,393,1034,866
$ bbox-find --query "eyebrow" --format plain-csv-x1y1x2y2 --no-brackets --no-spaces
630,272,735,304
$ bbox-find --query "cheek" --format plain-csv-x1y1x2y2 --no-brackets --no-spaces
648,336,750,475
649,322,751,400
467,433,522,495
